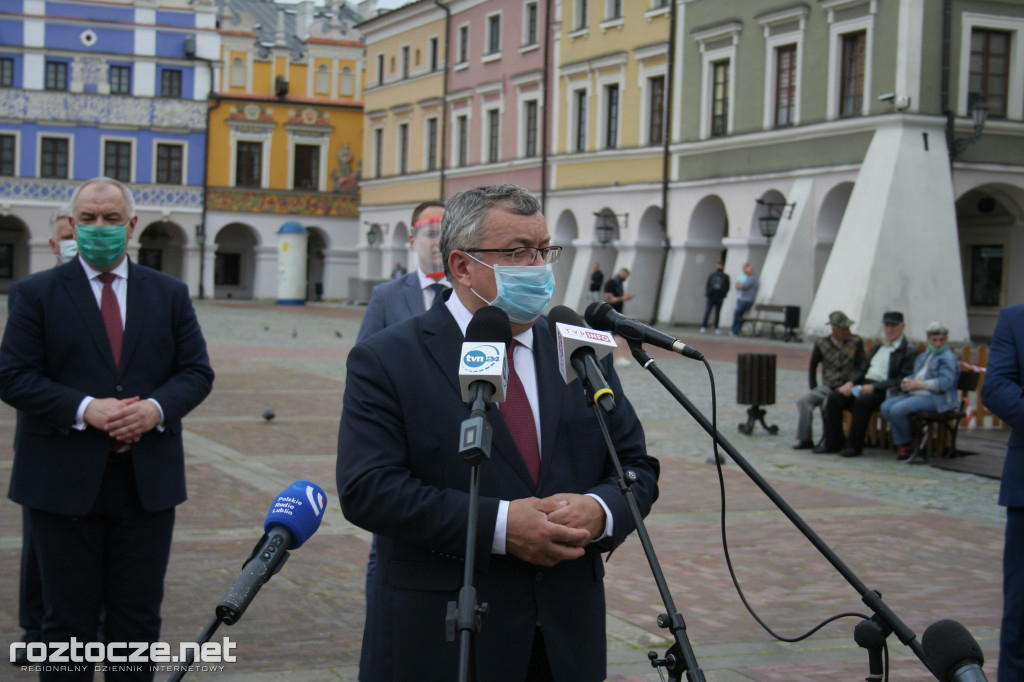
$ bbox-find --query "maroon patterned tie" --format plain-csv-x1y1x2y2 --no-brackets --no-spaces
503,340,540,483
98,272,123,368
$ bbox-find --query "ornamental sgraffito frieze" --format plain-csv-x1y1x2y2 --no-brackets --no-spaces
0,91,205,129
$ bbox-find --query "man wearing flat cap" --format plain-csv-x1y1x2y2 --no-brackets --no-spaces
792,311,865,449
815,311,916,457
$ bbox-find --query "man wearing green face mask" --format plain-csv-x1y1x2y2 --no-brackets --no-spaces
0,177,214,681
338,184,659,682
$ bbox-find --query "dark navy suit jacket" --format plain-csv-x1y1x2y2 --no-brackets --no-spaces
981,303,1024,507
337,301,659,681
0,258,214,515
356,270,426,344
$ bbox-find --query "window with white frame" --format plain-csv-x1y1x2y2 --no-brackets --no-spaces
485,109,500,163
109,65,131,95
397,122,409,174
425,116,438,170
156,143,184,184
694,22,740,138
103,139,133,182
1,134,16,176
647,74,665,146
773,45,797,127
959,13,1024,120
458,25,470,65
456,114,469,166
486,13,501,56
573,88,587,152
315,64,330,95
340,67,354,96
523,2,539,47
236,141,262,187
523,99,538,158
401,46,411,79
376,53,385,85
605,0,622,21
603,83,619,148
372,127,384,177
230,57,246,88
757,6,806,130
573,0,589,32
40,136,69,178
710,60,729,137
825,13,873,120
293,144,320,190
429,36,440,71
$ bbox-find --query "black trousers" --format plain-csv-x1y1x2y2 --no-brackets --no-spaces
29,457,175,682
822,390,886,451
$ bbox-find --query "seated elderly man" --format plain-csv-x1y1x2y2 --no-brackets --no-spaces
793,310,865,450
880,322,961,460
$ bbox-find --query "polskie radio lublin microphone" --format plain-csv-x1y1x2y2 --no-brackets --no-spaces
922,619,988,682
216,480,328,625
585,301,704,361
459,305,511,407
548,305,617,414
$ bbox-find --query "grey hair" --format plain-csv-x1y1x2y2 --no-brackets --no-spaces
50,204,73,235
440,184,542,277
925,321,949,336
69,177,137,221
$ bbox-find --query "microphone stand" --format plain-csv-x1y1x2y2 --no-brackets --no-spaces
625,341,939,680
445,388,494,682
575,368,706,681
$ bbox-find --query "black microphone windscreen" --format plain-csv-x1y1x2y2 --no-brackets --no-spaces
467,305,512,347
547,305,585,342
923,619,985,681
585,301,615,330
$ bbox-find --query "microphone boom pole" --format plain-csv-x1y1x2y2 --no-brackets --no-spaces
624,341,938,678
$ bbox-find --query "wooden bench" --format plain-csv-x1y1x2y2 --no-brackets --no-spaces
740,304,801,342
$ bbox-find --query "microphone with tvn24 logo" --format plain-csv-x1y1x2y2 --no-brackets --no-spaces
216,480,328,625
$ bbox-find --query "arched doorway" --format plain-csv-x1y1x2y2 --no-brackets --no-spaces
214,223,259,299
137,220,186,280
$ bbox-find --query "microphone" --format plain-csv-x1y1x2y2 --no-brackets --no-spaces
922,619,988,682
216,480,328,625
585,302,704,361
547,305,616,414
459,305,511,407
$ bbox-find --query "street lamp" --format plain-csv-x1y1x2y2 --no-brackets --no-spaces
593,209,628,246
755,199,796,243
948,99,989,160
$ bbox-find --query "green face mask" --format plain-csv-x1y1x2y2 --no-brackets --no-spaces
927,343,947,355
76,224,127,269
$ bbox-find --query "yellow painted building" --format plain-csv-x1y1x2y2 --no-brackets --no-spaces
203,0,366,301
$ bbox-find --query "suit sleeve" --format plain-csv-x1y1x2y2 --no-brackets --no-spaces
0,279,88,430
356,284,387,344
981,308,1024,432
145,282,214,423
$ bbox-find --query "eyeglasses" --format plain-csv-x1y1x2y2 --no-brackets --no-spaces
465,246,562,266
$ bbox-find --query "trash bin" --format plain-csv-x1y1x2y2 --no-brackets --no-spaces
783,305,801,341
737,353,779,435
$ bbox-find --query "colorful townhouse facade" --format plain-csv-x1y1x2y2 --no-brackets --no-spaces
205,0,365,302
0,0,215,290
357,0,1024,342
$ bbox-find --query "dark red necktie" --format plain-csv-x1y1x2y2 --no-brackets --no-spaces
98,272,123,367
503,340,540,483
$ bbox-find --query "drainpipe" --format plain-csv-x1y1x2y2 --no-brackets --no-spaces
941,0,955,164
540,0,551,214
650,0,677,324
433,0,450,200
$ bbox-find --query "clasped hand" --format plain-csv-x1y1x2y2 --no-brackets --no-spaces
84,396,161,443
506,494,606,567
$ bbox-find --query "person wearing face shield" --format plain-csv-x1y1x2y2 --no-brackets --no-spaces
337,184,659,682
0,177,214,681
357,200,450,344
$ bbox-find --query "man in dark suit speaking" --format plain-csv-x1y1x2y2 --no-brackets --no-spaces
337,184,659,681
0,177,214,681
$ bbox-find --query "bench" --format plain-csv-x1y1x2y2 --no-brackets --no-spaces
740,304,801,342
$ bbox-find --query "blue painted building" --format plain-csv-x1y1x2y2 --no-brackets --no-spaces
0,0,218,290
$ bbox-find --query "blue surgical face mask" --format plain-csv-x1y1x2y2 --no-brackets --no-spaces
76,223,127,269
467,255,555,324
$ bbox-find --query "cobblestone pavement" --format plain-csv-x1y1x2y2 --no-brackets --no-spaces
0,300,1005,681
